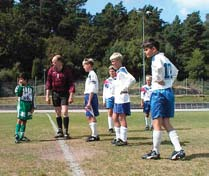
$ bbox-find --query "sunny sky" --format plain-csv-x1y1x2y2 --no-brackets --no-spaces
83,0,209,23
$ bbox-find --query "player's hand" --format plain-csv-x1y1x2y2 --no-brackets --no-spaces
45,96,51,104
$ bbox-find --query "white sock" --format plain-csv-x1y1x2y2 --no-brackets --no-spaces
168,130,182,151
153,130,162,154
120,126,127,142
89,122,98,137
114,126,120,140
150,118,153,127
145,117,149,126
108,116,114,129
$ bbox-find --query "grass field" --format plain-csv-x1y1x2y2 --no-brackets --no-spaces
0,111,209,176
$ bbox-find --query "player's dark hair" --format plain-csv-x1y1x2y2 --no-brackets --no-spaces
142,38,160,50
19,72,29,81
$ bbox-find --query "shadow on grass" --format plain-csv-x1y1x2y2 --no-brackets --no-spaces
185,153,209,160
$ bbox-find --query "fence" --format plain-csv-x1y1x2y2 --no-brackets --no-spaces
0,78,209,97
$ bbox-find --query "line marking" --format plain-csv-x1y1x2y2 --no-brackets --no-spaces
46,113,85,176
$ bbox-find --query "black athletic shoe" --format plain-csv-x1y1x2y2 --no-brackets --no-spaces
108,128,114,134
86,135,100,142
142,150,160,159
54,129,64,138
20,136,30,142
15,134,20,144
145,126,149,131
111,138,117,145
115,138,128,146
64,133,71,140
170,150,186,160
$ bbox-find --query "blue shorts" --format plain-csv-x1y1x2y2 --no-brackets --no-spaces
151,88,174,119
113,102,131,116
105,97,114,109
143,101,150,114
84,94,99,117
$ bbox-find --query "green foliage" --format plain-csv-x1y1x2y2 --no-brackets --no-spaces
185,49,205,79
0,1,209,81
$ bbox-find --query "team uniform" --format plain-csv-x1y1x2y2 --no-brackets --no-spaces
103,77,115,109
113,66,136,143
103,76,116,132
142,52,185,160
150,52,178,119
140,84,152,114
14,84,35,143
15,85,35,120
84,70,99,117
140,84,152,129
113,67,136,115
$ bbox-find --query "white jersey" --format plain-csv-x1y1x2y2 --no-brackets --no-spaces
114,67,136,104
140,84,152,102
84,70,99,94
102,77,116,103
151,52,178,91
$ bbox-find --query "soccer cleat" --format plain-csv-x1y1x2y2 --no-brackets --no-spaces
170,150,186,160
20,136,30,142
115,138,128,146
64,133,71,140
108,128,114,134
142,150,160,159
15,134,20,144
111,138,117,145
150,126,153,131
54,129,64,138
145,126,149,131
86,135,100,142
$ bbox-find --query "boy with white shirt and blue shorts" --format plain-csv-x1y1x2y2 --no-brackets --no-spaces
103,66,117,134
109,52,136,146
82,58,100,142
141,39,186,160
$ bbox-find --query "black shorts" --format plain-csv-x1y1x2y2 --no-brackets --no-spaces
52,91,69,107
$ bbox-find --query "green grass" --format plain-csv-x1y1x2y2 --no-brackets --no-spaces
0,111,209,176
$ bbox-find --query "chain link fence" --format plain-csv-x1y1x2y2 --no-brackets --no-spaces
0,78,209,97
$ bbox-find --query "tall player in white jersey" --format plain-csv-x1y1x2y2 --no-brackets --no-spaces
141,39,185,160
103,66,117,134
109,52,136,146
82,58,100,142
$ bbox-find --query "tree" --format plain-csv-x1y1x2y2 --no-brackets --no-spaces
185,49,205,80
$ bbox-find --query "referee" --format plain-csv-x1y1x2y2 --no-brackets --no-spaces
45,54,75,139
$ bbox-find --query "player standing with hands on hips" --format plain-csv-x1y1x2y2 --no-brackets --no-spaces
45,54,75,140
110,52,136,146
141,39,186,160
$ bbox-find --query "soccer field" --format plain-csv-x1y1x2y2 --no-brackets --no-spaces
0,111,209,176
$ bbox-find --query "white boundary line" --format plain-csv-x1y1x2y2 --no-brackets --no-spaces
46,113,85,176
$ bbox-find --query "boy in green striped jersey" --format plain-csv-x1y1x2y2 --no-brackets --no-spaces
14,72,35,143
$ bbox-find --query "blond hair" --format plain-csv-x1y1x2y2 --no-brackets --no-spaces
109,52,123,61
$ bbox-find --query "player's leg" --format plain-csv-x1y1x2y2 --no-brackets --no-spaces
107,108,114,133
142,91,163,159
52,91,63,138
85,94,100,142
62,105,70,139
106,97,114,133
15,119,21,143
163,88,185,160
19,120,30,141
